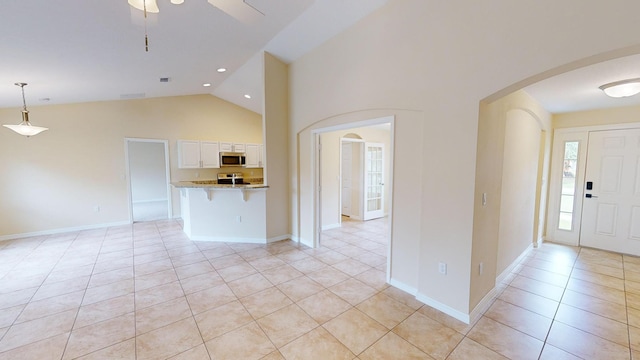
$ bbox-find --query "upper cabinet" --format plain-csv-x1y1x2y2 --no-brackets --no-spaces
177,140,220,169
245,143,264,168
221,142,245,153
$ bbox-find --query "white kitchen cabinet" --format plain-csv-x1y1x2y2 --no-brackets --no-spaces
245,143,264,168
177,140,220,169
200,141,220,168
233,143,246,152
219,142,233,152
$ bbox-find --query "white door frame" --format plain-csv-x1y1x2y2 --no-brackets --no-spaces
124,138,173,223
546,122,640,247
311,115,395,280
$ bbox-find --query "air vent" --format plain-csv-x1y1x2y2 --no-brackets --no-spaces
120,93,146,99
160,77,171,83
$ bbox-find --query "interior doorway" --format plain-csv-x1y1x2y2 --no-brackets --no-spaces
314,115,394,282
125,138,172,222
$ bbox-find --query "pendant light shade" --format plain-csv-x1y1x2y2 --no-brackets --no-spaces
2,83,48,137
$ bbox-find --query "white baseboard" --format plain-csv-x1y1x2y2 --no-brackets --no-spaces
496,243,533,285
415,292,470,324
190,235,268,244
267,234,292,243
132,198,168,204
322,223,341,231
469,286,498,325
0,220,131,242
388,278,418,295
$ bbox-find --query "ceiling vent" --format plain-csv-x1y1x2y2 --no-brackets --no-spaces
160,77,171,83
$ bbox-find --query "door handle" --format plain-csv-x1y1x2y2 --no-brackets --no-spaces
585,194,598,198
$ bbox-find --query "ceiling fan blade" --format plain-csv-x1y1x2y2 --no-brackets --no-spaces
207,0,264,24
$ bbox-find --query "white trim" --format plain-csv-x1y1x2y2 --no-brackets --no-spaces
267,234,292,243
388,278,418,296
496,243,533,285
415,292,470,324
469,287,498,325
321,223,341,231
0,221,131,242
190,234,293,244
132,198,168,204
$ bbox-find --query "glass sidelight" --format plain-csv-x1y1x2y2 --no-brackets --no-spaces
558,141,579,231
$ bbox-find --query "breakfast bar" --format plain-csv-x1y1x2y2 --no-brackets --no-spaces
171,179,269,243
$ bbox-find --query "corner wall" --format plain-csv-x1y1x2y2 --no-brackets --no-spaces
471,91,551,311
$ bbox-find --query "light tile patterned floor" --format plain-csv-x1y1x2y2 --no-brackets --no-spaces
0,217,639,359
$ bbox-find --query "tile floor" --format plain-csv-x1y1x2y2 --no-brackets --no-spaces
0,217,638,359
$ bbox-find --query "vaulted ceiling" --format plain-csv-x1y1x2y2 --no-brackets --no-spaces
0,0,387,114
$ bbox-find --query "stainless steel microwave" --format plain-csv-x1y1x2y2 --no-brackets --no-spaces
219,152,246,167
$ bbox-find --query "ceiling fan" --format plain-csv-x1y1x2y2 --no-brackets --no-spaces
128,0,264,24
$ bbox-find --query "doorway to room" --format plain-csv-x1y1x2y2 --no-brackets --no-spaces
125,138,172,222
314,116,394,280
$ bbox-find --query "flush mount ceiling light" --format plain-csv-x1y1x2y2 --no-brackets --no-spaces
599,78,640,98
2,83,48,137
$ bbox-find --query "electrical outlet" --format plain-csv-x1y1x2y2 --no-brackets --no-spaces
479,262,484,275
94,205,100,213
236,216,241,223
438,262,447,275
195,172,200,178
482,193,487,206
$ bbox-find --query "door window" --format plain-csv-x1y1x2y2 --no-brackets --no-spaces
558,141,579,231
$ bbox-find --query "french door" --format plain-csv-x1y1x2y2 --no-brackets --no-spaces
363,142,384,220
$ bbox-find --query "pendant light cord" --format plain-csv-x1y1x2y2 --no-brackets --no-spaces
18,83,27,112
144,0,149,52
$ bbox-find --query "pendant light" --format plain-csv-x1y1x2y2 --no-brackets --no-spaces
2,83,48,137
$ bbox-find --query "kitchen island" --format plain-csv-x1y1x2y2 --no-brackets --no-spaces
171,181,271,243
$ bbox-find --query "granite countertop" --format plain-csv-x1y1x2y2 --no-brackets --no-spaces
171,180,268,189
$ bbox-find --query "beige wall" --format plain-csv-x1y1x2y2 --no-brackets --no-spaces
0,94,261,238
288,0,636,318
471,91,551,311
554,104,640,128
320,125,391,228
263,52,291,240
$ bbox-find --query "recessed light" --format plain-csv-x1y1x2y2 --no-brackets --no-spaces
203,83,211,87
244,94,251,99
217,68,227,73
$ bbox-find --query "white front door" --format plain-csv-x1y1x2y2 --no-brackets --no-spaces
364,142,384,220
580,129,640,255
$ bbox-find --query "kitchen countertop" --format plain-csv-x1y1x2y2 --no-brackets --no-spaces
171,181,268,189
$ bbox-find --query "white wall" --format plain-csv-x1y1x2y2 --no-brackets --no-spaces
288,0,640,318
